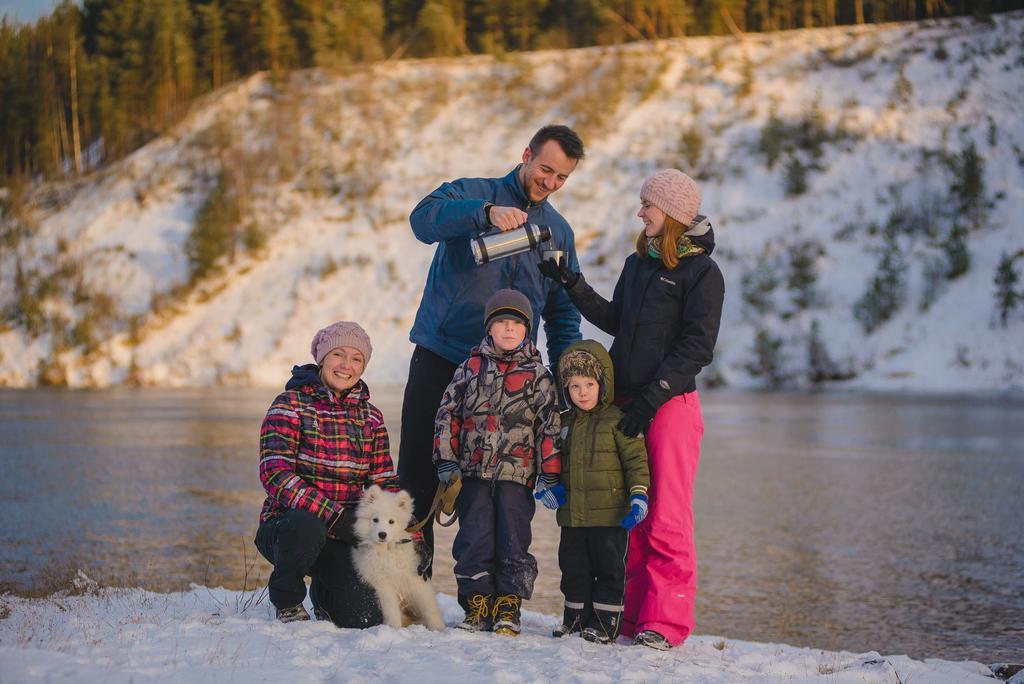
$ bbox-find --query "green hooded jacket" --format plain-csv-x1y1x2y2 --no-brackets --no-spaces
556,340,650,527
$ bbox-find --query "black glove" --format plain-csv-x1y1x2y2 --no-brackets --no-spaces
327,508,360,546
414,540,433,580
617,396,659,438
539,256,580,289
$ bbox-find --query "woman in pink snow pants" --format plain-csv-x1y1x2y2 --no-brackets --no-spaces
540,168,724,650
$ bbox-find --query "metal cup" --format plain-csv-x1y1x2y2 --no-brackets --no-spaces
541,249,565,266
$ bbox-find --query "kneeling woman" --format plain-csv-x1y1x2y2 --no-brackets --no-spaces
255,321,398,627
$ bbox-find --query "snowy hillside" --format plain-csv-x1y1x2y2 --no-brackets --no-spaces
2,12,1023,391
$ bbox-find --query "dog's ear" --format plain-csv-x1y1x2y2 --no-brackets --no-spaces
364,484,382,502
396,490,413,512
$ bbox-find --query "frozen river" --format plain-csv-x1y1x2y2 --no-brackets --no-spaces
1,386,1021,663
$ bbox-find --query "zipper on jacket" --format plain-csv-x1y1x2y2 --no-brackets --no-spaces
587,414,599,468
484,359,511,483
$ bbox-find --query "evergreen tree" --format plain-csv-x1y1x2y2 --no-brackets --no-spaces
942,222,970,280
141,0,194,125
745,327,788,388
741,246,781,317
323,0,386,65
788,236,824,310
256,0,297,77
784,155,809,196
412,0,467,57
853,244,906,333
186,172,240,282
196,1,228,90
946,140,987,230
994,252,1021,327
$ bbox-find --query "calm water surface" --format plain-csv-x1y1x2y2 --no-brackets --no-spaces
1,387,1021,663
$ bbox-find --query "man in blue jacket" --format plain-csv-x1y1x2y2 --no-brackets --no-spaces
400,125,585,578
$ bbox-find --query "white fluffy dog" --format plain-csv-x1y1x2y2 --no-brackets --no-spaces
352,485,445,631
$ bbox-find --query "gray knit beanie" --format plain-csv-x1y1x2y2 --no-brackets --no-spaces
484,289,533,332
640,168,702,226
310,321,373,365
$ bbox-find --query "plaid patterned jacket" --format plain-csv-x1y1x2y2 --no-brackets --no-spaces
433,336,561,487
259,377,397,532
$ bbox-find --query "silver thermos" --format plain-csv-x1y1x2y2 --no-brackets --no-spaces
471,223,552,265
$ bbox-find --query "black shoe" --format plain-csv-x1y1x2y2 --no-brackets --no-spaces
582,626,613,644
276,604,311,623
635,629,672,650
552,605,588,638
491,594,522,636
456,594,493,632
581,607,620,644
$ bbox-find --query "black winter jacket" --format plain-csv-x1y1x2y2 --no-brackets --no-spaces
566,229,724,408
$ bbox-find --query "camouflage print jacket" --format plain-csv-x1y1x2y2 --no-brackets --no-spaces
433,336,561,487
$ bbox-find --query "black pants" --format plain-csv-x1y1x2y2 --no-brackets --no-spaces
398,345,458,579
558,526,628,615
254,509,383,629
453,477,538,599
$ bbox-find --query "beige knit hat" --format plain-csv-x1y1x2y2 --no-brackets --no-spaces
640,168,702,226
310,321,372,365
558,348,603,389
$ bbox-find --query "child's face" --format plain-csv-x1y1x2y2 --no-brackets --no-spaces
567,375,599,411
489,318,528,352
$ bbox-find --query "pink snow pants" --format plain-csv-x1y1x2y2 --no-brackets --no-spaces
621,391,704,647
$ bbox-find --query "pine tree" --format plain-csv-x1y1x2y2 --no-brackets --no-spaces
196,1,227,90
788,237,825,310
807,319,854,383
994,252,1021,327
853,244,906,333
745,327,788,388
741,246,781,317
323,1,386,65
942,222,970,279
412,0,467,57
186,172,240,282
784,155,809,196
141,0,194,126
256,0,296,78
947,140,987,230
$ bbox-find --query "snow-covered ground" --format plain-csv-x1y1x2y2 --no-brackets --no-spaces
0,580,1006,683
2,14,1023,392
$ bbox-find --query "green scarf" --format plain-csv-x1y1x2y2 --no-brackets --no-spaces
647,235,705,260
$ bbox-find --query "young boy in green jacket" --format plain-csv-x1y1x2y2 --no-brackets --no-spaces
538,339,650,644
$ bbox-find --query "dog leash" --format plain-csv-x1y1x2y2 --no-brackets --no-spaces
406,480,461,534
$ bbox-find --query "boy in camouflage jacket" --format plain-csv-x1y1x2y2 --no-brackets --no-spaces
433,289,562,636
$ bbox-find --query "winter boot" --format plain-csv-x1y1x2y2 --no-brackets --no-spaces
581,607,621,644
552,605,588,638
276,604,311,623
456,594,493,632
634,629,672,650
491,594,522,636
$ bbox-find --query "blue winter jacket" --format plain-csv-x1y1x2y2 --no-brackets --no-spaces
409,166,582,366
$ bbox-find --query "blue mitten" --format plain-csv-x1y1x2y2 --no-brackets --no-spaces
436,460,462,484
620,493,649,531
534,473,567,510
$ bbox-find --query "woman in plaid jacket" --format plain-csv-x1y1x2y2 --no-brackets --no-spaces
254,321,399,628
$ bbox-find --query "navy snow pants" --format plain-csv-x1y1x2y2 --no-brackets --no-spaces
453,477,538,600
